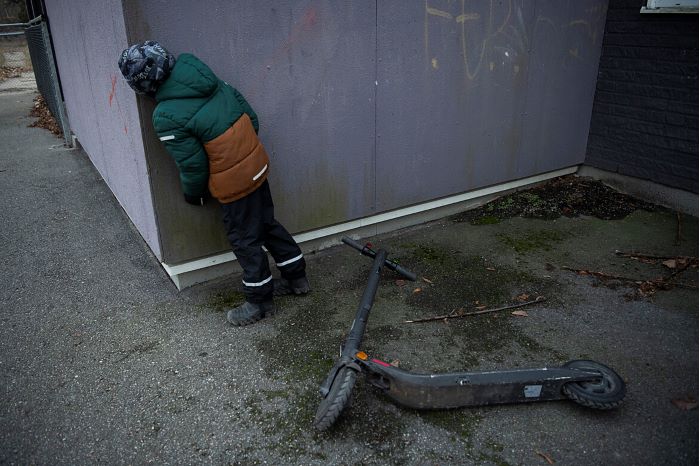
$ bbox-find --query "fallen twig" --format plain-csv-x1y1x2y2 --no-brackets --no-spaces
614,251,697,262
536,450,555,465
561,266,642,284
405,296,546,323
563,264,698,296
617,253,697,282
664,282,697,290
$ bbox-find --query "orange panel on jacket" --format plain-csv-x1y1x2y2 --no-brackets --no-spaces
205,113,270,203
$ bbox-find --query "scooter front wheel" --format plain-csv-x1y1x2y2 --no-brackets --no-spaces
314,366,358,431
561,360,625,410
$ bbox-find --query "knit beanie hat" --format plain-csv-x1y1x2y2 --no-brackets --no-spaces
118,41,175,95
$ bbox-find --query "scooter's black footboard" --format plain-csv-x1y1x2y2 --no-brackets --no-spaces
360,358,601,409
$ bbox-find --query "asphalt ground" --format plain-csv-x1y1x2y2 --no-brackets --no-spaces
1,91,698,465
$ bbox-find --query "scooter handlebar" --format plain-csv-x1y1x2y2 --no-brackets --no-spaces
392,263,418,282
341,236,367,252
341,236,417,281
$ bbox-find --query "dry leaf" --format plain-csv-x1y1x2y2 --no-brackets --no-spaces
390,359,400,367
395,279,406,287
536,451,555,464
671,396,698,410
413,288,422,294
422,277,434,284
516,293,530,302
662,259,677,269
511,310,529,317
638,281,659,296
577,270,589,276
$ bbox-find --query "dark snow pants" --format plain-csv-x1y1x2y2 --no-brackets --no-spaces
221,180,306,303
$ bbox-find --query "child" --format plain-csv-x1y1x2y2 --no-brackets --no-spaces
118,41,310,326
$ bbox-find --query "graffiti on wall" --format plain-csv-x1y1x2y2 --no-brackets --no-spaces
424,0,606,84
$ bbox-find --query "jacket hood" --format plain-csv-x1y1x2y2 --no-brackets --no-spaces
155,53,218,101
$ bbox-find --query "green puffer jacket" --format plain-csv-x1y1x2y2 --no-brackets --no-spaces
152,53,269,203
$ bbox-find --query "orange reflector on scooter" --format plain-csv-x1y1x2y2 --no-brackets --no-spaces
356,351,368,360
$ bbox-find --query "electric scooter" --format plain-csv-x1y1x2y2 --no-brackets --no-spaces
314,237,626,431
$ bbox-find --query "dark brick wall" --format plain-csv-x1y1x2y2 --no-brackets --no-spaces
585,0,698,192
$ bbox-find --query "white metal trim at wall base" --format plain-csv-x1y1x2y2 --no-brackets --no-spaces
162,166,578,289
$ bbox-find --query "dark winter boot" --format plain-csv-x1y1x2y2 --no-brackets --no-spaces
273,276,311,297
226,300,276,326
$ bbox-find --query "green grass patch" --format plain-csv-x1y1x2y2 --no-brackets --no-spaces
497,230,567,253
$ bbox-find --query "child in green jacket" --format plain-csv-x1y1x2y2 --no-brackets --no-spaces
118,41,310,325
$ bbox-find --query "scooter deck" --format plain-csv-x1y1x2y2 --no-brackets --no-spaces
357,355,603,410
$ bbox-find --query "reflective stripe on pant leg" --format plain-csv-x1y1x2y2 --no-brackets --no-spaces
274,252,305,280
236,248,273,303
241,272,273,303
242,275,273,288
276,254,303,268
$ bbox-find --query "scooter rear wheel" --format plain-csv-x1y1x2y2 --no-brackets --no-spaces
313,366,357,431
562,360,625,410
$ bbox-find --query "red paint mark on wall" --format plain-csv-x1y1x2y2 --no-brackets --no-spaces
284,7,319,53
109,73,129,135
109,74,117,107
301,7,318,30
251,6,321,97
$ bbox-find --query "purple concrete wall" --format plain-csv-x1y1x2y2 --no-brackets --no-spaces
377,0,607,210
43,0,161,259
125,0,377,263
119,0,607,265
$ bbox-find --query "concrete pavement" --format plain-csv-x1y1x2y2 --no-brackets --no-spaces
0,71,36,93
0,90,697,465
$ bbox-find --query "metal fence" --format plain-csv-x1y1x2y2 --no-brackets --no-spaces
0,22,26,37
23,16,71,145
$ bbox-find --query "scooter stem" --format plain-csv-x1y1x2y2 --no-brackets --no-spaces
341,249,387,360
